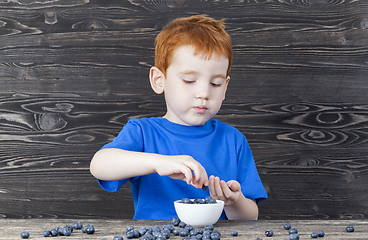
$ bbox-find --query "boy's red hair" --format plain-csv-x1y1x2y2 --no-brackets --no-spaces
154,15,232,77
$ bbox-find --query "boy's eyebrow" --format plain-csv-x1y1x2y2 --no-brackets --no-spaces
180,70,227,79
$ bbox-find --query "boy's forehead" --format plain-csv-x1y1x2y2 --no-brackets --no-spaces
172,45,229,62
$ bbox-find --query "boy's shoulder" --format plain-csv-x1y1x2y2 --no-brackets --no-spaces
210,119,245,136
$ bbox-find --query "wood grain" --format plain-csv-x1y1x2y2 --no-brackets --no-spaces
0,0,368,220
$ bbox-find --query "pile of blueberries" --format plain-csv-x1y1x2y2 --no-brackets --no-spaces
124,218,227,240
283,223,325,240
20,221,95,239
179,196,217,204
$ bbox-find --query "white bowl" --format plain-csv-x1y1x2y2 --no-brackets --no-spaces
174,199,224,227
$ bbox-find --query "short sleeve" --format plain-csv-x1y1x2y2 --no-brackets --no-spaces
96,119,144,192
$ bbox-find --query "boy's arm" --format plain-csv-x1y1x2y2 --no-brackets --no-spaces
208,175,259,220
90,148,208,188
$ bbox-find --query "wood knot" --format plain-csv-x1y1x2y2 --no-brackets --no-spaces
44,11,58,25
72,19,108,30
38,113,67,131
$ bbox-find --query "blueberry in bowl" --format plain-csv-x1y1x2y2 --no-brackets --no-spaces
174,197,224,227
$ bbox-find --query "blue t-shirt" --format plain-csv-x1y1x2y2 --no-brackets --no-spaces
97,117,267,220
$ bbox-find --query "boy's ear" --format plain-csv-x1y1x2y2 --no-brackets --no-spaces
223,76,230,100
149,67,165,94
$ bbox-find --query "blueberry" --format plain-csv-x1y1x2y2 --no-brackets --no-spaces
42,230,50,237
50,229,58,236
161,229,170,238
203,231,212,238
180,229,189,237
265,229,273,237
196,229,203,235
85,224,95,234
205,196,217,204
64,225,73,232
346,225,354,232
204,224,214,231
179,221,187,228
139,227,147,235
311,232,318,238
113,235,124,240
20,231,30,239
152,226,161,232
54,226,62,235
194,198,205,204
316,230,325,237
213,230,221,237
288,228,298,234
126,226,135,232
61,227,72,236
210,232,220,240
181,198,192,204
185,225,194,231
231,230,238,236
126,230,135,239
190,230,197,236
140,233,153,240
289,233,299,240
72,221,83,229
284,223,292,230
255,238,263,240
171,217,180,226
173,228,180,236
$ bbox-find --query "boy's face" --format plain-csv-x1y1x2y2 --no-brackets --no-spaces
161,45,230,126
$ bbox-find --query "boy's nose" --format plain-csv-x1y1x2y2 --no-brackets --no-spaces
195,84,209,100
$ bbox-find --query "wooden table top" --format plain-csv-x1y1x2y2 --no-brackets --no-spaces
1,219,367,240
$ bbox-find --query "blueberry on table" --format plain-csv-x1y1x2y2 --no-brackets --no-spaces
231,230,238,236
72,221,83,229
288,228,298,234
126,230,135,239
85,224,95,234
289,233,299,240
316,230,325,237
171,217,180,226
210,232,220,240
42,230,50,237
61,227,72,236
265,229,274,237
346,225,354,232
50,228,58,236
255,238,263,240
20,231,30,239
178,221,186,228
284,223,292,230
126,226,135,232
113,235,124,240
310,232,318,238
204,224,214,231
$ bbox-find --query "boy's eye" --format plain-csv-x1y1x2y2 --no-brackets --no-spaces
183,79,195,84
211,82,222,87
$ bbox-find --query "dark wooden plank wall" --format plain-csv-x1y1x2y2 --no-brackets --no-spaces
0,0,368,220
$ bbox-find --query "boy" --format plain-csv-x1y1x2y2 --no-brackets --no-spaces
90,15,267,220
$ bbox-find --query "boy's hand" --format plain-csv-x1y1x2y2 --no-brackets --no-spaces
154,155,209,189
208,175,241,206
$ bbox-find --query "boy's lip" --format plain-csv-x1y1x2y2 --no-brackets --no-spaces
193,106,208,114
